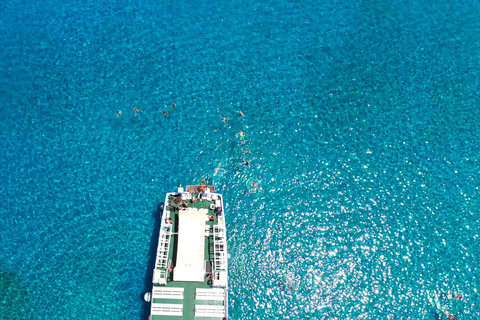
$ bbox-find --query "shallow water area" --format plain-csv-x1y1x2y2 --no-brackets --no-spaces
1,0,480,319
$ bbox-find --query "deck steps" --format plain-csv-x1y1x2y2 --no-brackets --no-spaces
152,287,184,300
151,303,183,316
195,288,225,301
194,305,225,317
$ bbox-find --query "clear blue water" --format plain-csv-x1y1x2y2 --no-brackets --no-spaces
1,0,480,319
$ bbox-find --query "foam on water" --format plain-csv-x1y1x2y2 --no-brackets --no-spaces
1,0,480,319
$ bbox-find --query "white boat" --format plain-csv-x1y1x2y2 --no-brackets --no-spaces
146,185,229,320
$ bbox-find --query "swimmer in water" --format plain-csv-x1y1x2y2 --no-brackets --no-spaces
243,160,250,166
285,275,294,291
214,168,220,176
221,116,229,123
244,150,251,154
163,110,168,117
251,182,258,188
134,108,142,116
172,103,177,110
449,292,462,300
441,310,456,320
117,109,122,117
237,131,245,140
238,110,244,116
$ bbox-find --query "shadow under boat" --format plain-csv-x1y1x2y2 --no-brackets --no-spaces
139,202,163,320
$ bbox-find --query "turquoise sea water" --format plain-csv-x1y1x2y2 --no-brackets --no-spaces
1,0,480,319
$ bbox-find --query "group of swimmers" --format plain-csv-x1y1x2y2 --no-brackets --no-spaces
163,103,176,117
437,291,462,320
116,103,177,118
116,108,143,117
221,111,258,188
433,291,462,320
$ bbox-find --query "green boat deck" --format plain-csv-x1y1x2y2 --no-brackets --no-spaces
150,189,227,320
151,281,223,320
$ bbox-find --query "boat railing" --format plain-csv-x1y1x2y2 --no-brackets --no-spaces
213,225,227,271
153,223,172,285
156,225,172,268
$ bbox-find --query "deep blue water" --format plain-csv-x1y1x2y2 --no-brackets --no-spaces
1,0,480,319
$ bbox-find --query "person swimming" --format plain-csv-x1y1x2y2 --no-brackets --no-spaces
172,103,177,110
238,110,244,116
449,292,462,300
163,110,168,117
243,160,250,166
441,310,456,320
134,108,142,116
117,109,122,117
285,275,295,291
237,131,245,140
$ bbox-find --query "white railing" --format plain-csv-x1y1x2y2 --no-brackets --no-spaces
155,224,172,269
213,225,227,271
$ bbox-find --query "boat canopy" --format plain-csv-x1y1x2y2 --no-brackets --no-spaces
173,208,208,282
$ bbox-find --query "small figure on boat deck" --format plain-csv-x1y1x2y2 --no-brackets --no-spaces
209,215,215,221
182,201,189,207
206,273,215,279
163,110,168,117
172,103,177,110
165,217,173,224
201,179,205,185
